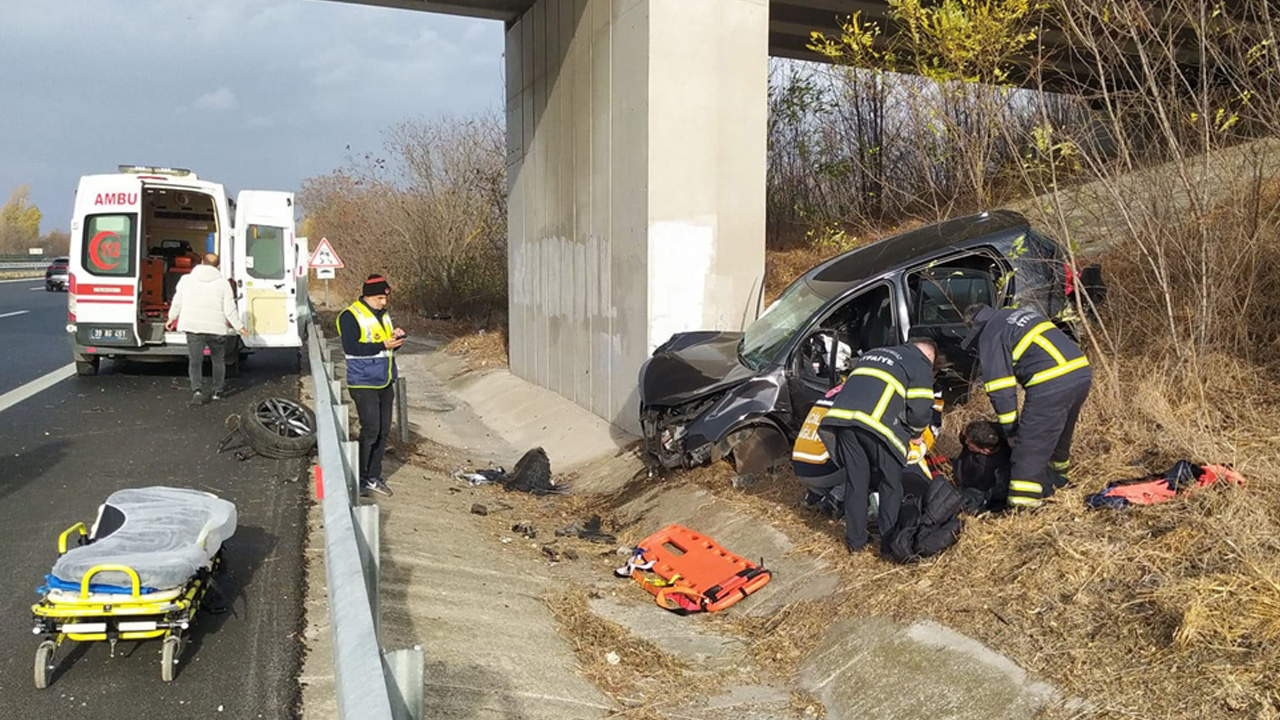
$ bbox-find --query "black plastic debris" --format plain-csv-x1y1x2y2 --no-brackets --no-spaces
512,523,537,539
453,448,565,496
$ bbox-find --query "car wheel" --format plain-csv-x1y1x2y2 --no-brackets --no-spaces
75,357,100,376
239,397,317,459
725,424,790,482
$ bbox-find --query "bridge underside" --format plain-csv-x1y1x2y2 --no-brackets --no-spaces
330,0,898,63
318,0,1210,431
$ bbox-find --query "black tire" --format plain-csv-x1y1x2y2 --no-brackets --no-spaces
161,635,181,683
45,283,53,292
240,397,317,458
34,640,55,689
75,357,100,376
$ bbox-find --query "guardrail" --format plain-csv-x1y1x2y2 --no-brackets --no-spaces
307,315,423,720
0,261,48,270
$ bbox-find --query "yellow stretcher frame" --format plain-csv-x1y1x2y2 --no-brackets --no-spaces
31,522,222,686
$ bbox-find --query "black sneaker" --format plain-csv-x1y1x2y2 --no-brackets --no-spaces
369,477,393,497
189,391,205,406
359,483,372,498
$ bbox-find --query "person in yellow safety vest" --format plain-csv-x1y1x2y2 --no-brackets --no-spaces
336,274,404,497
793,383,943,518
817,339,938,554
962,305,1093,509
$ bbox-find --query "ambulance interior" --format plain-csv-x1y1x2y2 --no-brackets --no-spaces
137,187,222,338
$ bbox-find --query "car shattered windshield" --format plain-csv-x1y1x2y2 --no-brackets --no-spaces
739,280,828,371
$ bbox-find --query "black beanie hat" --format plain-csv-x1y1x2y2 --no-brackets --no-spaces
362,274,391,297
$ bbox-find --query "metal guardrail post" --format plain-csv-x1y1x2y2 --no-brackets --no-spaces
353,504,381,644
343,440,360,503
307,324,396,720
395,376,409,446
384,646,425,720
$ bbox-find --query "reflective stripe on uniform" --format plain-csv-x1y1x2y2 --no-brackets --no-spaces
1009,480,1043,495
1008,495,1044,508
1049,459,1071,472
997,411,1017,424
846,411,907,457
984,376,1017,392
340,302,395,389
792,450,831,463
850,366,905,397
1027,356,1090,386
906,387,934,399
1012,321,1056,360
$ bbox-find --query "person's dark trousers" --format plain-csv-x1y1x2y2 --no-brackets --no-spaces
836,426,905,553
186,333,227,394
1007,370,1093,506
350,384,395,482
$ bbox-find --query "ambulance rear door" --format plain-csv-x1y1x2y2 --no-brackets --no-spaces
232,190,300,348
69,175,144,349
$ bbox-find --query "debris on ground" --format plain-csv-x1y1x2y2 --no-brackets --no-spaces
470,503,488,516
512,522,537,539
555,514,617,544
451,447,566,495
541,545,560,562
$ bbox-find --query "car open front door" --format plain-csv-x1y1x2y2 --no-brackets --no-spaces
233,191,301,348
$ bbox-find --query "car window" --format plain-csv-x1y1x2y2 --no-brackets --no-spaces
740,280,828,371
245,224,286,279
81,214,138,277
797,283,898,389
911,270,993,326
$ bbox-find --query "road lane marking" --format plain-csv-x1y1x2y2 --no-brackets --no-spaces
0,277,44,284
0,310,30,319
0,363,76,414
28,287,47,291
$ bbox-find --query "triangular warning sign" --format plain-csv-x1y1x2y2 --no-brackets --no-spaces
308,237,344,269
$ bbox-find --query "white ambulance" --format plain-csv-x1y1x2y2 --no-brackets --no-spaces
67,165,306,376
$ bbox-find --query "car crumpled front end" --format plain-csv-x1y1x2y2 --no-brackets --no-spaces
640,370,789,471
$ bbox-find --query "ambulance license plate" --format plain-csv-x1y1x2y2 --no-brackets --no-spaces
89,328,130,342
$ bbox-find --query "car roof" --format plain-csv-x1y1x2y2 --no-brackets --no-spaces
803,210,1036,298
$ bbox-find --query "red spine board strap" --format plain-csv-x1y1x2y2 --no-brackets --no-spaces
630,524,772,614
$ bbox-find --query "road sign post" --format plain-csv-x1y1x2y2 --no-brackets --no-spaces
308,239,344,307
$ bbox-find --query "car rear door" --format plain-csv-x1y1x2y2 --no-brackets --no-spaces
70,177,144,348
233,191,301,348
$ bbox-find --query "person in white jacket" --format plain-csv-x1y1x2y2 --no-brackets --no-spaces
165,253,247,405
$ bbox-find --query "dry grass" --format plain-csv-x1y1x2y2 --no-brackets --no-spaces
546,586,697,712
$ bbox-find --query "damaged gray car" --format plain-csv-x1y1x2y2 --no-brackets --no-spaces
637,210,1102,479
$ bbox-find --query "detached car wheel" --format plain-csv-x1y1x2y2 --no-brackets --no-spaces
240,397,317,459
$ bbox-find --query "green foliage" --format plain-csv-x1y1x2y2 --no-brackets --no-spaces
0,185,42,253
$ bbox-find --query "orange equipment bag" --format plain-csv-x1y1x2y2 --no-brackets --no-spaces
622,524,771,615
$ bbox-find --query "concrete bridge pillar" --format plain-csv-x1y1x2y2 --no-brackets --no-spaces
505,0,767,432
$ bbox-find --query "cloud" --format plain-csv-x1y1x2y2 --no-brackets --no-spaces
0,0,505,228
193,87,239,112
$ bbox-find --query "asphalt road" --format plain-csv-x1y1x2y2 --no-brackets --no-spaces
0,277,309,719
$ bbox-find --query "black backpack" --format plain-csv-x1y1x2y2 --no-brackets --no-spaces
885,475,964,564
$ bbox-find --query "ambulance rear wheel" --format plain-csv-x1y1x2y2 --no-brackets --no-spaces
34,640,55,689
75,357,99,376
161,635,182,682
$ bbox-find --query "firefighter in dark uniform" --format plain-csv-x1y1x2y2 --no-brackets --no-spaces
818,339,938,553
963,305,1092,509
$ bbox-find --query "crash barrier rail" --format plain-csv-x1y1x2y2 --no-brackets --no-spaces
307,315,424,720
0,261,48,270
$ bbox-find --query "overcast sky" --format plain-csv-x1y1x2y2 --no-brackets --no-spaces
0,0,505,232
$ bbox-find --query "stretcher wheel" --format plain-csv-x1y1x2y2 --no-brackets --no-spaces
161,635,182,682
34,640,56,689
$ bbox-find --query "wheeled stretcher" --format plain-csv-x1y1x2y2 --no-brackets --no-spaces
31,487,237,687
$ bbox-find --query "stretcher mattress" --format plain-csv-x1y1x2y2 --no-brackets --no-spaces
50,487,237,592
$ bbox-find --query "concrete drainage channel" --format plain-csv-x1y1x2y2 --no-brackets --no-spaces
306,318,424,720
